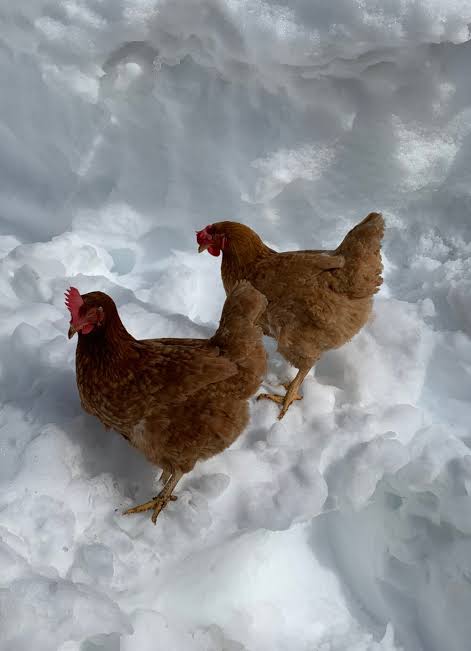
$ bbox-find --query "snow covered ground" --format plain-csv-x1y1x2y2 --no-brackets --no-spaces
1,1,471,649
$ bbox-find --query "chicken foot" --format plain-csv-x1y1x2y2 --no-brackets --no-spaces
123,469,183,524
257,368,309,419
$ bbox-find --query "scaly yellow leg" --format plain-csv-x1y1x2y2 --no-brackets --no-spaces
123,470,183,524
257,369,309,419
159,469,171,485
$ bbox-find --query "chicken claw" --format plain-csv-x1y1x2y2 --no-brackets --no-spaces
257,370,309,419
123,470,182,524
123,494,176,524
257,387,302,419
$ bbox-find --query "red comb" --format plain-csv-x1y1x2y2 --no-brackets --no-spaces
65,287,84,323
196,225,212,245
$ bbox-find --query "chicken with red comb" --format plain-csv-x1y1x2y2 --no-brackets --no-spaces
197,214,384,418
66,282,267,524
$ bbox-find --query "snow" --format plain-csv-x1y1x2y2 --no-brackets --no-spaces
1,1,471,649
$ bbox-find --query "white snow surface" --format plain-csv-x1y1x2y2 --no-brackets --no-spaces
1,1,471,650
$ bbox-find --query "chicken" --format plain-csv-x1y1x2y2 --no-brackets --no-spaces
196,213,384,418
66,281,267,523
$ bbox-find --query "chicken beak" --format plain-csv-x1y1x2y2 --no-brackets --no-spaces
198,243,210,253
68,324,77,339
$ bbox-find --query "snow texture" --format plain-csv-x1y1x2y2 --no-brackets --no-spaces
1,1,471,650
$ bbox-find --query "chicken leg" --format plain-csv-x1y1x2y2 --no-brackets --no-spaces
123,469,183,524
257,368,309,419
159,469,172,485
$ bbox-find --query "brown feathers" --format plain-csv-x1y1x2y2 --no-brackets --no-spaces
71,282,267,476
201,213,385,373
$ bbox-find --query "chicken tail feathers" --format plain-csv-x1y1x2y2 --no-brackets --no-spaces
329,212,384,299
211,281,267,363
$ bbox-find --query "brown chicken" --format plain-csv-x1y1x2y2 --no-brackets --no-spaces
196,213,384,418
66,281,267,523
